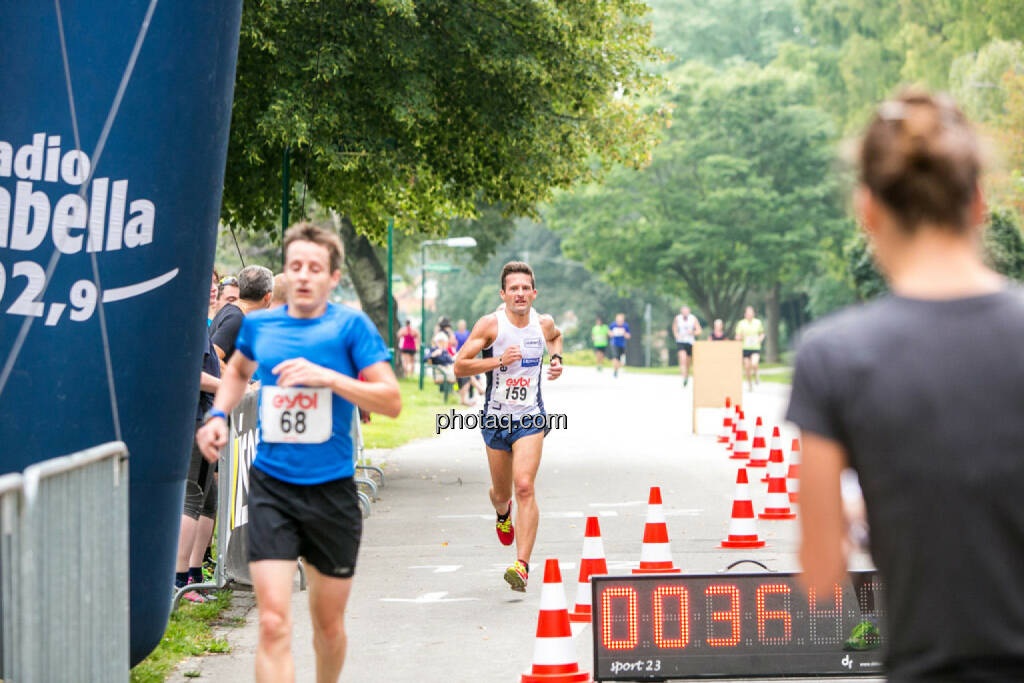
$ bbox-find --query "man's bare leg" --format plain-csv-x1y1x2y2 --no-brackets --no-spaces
250,560,297,683
306,563,354,683
486,446,514,515
188,515,215,569
176,515,198,574
678,350,687,382
510,432,544,565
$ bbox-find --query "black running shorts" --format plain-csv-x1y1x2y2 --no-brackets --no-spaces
247,467,362,578
609,345,626,361
676,342,693,356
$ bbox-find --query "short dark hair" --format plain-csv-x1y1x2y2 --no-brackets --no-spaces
238,265,274,301
500,261,535,290
283,222,344,273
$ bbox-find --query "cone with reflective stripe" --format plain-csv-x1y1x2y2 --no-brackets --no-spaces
762,426,783,482
747,417,769,467
569,517,608,623
787,437,801,503
717,397,733,442
759,437,796,520
633,486,681,573
726,403,740,453
521,559,591,683
721,467,766,548
730,411,751,460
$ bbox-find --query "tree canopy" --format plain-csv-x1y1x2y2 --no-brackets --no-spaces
221,0,667,242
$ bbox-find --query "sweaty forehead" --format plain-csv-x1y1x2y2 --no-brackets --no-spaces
504,273,534,289
285,240,331,268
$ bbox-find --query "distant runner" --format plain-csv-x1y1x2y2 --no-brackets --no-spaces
196,223,401,682
734,306,764,389
591,316,610,371
454,261,563,592
608,313,630,378
672,305,702,387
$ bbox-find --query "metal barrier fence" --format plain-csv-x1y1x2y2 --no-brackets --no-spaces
0,441,130,682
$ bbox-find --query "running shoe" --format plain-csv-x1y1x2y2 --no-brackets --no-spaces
504,560,529,592
181,589,206,604
495,501,514,546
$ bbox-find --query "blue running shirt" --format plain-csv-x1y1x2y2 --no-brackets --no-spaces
234,303,391,484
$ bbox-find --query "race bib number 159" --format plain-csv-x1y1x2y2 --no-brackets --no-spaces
260,387,333,444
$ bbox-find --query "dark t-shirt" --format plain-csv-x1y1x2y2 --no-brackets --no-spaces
196,335,221,420
209,303,244,362
786,287,1024,681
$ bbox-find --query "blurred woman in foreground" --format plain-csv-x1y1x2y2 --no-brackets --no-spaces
787,90,1024,681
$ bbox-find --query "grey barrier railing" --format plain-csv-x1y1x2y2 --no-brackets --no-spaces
0,441,130,682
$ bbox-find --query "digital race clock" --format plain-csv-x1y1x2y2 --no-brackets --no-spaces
591,570,886,680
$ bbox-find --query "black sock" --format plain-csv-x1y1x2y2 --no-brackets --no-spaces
188,566,203,585
175,571,188,588
496,502,511,522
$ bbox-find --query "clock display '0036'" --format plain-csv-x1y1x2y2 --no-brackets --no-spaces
591,571,886,680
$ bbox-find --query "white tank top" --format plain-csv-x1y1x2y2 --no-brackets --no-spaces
674,314,697,343
484,308,545,418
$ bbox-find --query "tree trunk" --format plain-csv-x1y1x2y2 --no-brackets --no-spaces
765,281,781,363
333,213,403,376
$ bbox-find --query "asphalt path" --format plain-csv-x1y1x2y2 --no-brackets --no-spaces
187,367,878,682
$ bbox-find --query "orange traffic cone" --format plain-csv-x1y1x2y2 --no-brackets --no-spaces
521,559,591,683
759,437,796,520
788,437,801,503
747,417,768,467
762,427,782,482
721,468,765,548
726,403,740,453
730,412,751,460
633,486,681,573
569,517,609,623
718,397,733,442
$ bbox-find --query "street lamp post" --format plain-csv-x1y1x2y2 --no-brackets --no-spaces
419,237,477,389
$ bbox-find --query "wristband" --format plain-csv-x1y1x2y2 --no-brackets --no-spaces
203,408,228,424
550,353,562,363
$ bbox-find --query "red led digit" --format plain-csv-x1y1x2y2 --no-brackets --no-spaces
652,585,690,648
808,583,843,645
601,587,639,650
705,584,741,647
755,583,793,644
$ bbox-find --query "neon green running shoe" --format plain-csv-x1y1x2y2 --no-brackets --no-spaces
504,560,529,592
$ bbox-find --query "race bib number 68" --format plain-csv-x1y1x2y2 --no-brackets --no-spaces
260,386,333,444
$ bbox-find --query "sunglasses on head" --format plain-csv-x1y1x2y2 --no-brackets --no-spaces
219,276,238,286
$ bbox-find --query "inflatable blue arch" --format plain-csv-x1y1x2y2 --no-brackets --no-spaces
0,2,243,665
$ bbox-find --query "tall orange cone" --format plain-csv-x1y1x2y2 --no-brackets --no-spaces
569,517,609,623
759,437,796,520
521,559,591,683
633,486,681,573
721,467,765,548
718,397,733,442
730,411,751,460
726,403,740,453
747,417,769,467
787,437,801,503
762,427,783,482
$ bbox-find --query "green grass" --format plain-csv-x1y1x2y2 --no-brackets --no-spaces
361,376,466,449
130,592,233,683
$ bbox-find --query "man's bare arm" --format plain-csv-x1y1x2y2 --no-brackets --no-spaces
199,371,221,394
540,315,562,356
453,315,500,377
211,353,258,414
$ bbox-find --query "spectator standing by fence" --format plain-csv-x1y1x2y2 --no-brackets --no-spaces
209,266,274,367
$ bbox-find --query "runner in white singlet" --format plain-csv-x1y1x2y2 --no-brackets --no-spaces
672,304,702,387
454,261,563,592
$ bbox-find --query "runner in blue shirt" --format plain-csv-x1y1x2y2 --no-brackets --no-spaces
608,313,631,378
196,223,400,682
